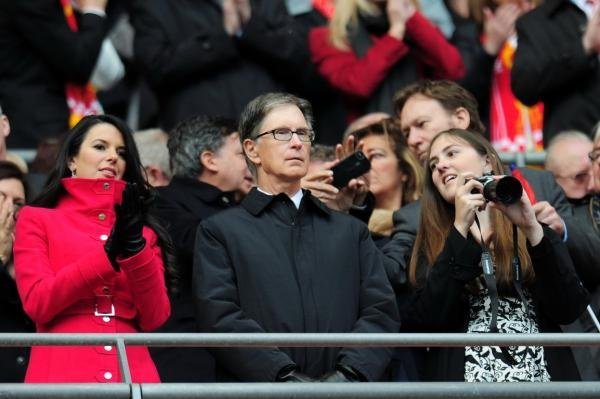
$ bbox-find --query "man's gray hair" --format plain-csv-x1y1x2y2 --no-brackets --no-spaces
168,115,238,179
545,130,592,171
238,92,313,175
133,128,171,178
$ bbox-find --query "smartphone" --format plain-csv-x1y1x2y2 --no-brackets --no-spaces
331,151,371,189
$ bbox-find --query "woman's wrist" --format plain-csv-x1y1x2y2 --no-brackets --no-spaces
453,221,469,238
523,222,544,246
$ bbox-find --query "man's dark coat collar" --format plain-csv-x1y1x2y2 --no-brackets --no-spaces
241,187,331,216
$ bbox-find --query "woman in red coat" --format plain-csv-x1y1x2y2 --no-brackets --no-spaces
309,0,465,121
14,115,174,383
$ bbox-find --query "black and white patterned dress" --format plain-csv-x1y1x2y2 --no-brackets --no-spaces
464,286,551,382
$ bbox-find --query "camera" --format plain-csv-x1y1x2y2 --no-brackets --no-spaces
473,175,523,205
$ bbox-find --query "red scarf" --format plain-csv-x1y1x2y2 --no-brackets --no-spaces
490,38,544,152
60,0,103,127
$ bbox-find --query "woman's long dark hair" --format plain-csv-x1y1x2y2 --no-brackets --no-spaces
31,115,177,292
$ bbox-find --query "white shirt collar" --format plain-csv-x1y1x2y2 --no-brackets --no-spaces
571,0,595,18
257,187,304,209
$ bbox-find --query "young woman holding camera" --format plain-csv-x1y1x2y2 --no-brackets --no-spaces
405,128,588,382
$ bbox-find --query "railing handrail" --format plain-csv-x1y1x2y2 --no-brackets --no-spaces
0,332,598,347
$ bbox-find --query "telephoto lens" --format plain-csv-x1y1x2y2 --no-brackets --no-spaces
475,176,523,204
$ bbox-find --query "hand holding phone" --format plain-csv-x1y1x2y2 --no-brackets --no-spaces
331,151,371,189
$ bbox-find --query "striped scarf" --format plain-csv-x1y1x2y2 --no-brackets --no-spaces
60,0,103,127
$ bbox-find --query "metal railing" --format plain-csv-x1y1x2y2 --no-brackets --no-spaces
0,333,599,398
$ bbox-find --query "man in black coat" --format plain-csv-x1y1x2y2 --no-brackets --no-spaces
511,0,600,145
193,92,399,382
0,0,108,148
385,80,586,380
151,115,251,382
131,0,308,131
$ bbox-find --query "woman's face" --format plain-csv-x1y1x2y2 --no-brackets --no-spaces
428,134,491,204
69,123,127,180
0,178,25,215
361,134,406,205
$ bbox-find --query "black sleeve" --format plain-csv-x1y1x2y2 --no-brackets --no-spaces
529,226,590,325
236,0,309,77
337,224,400,382
131,0,239,92
9,0,107,83
402,228,482,331
193,219,294,382
154,195,199,268
348,192,375,225
511,11,597,106
562,210,600,291
452,17,495,116
379,201,420,290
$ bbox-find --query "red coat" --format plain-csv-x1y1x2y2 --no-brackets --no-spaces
14,178,170,383
309,12,464,100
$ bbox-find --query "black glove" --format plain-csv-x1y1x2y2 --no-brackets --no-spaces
104,183,146,271
276,365,315,383
320,364,364,382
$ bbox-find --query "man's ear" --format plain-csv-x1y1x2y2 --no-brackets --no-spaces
243,139,261,167
200,150,219,173
452,107,471,130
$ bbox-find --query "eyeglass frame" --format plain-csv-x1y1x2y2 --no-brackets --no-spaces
253,127,315,143
589,148,600,162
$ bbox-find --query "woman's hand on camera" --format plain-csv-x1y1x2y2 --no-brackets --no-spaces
453,173,485,238
488,186,543,246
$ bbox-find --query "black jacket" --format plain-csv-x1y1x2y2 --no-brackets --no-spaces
0,0,106,147
511,0,600,144
404,226,589,381
131,0,307,130
151,177,235,382
193,188,399,382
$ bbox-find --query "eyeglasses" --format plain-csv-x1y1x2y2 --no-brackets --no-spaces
254,128,315,142
589,148,600,162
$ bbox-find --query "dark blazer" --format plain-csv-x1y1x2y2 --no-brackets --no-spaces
131,0,308,131
193,188,399,381
511,0,600,144
0,0,106,147
151,177,235,382
405,226,589,381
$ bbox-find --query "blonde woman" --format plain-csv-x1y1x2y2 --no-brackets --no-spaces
309,0,464,120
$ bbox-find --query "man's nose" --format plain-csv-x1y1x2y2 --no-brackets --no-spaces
289,133,303,148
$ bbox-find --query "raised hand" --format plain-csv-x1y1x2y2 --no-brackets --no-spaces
387,0,416,39
104,183,146,271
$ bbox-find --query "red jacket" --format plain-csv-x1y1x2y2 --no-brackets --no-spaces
14,178,170,383
309,12,464,99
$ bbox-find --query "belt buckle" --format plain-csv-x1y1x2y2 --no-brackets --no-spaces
94,304,115,317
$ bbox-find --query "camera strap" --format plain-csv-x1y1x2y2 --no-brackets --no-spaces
512,224,529,313
473,214,518,365
473,214,499,333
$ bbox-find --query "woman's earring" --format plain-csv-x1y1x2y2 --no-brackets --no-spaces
70,168,76,177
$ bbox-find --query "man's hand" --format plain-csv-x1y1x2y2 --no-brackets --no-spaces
235,0,252,24
583,6,600,55
532,201,564,236
222,0,242,36
481,4,522,55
